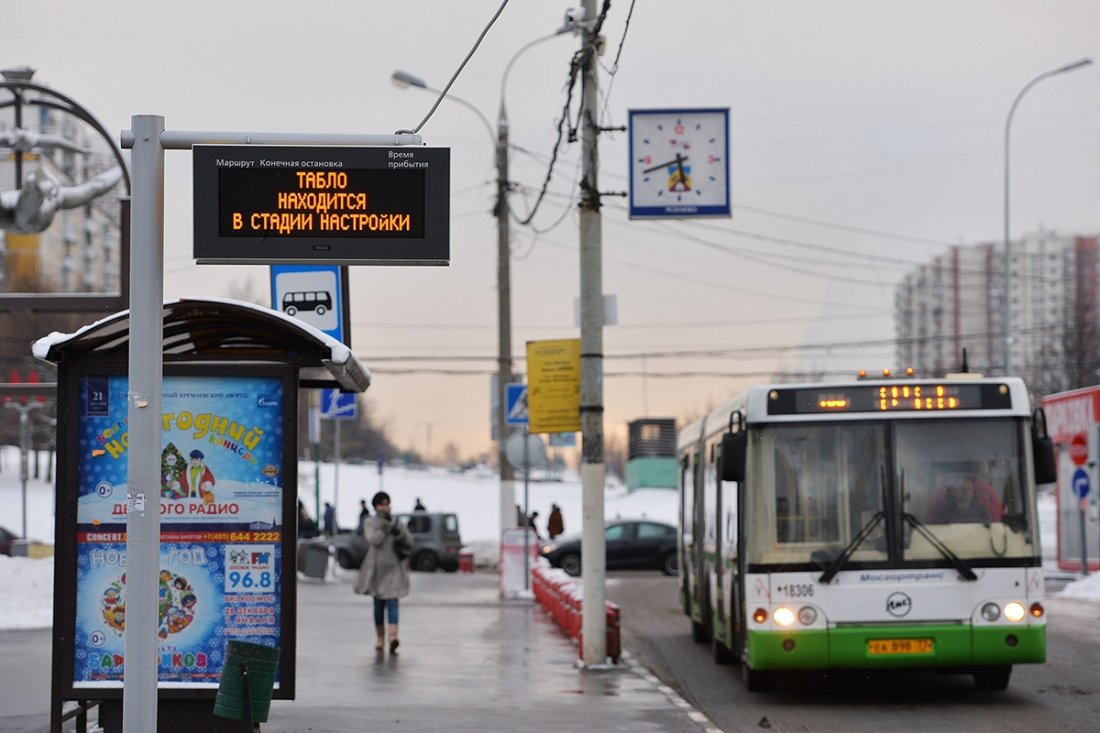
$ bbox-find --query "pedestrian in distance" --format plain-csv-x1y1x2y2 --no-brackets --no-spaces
354,491,412,654
323,502,336,535
527,511,541,540
414,497,426,511
359,499,370,523
297,499,319,539
547,503,564,539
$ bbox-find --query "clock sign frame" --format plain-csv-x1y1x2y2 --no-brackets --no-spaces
628,107,730,219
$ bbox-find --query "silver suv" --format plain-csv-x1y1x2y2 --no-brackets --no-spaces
330,511,463,572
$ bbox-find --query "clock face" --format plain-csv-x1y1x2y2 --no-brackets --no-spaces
628,108,730,219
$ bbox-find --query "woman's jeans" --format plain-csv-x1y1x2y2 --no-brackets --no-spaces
373,598,399,627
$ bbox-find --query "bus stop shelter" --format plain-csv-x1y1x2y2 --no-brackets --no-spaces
34,297,369,733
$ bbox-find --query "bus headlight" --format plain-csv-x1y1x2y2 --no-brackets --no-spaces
980,602,1001,622
1030,602,1044,618
752,608,768,624
797,606,818,625
773,607,796,627
1003,602,1025,623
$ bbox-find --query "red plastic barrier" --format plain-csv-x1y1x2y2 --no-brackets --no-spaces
532,567,621,663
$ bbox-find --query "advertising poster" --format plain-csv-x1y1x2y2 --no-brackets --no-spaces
72,375,286,688
525,338,581,434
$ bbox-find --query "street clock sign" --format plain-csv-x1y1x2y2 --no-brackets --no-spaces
193,145,449,265
628,108,730,219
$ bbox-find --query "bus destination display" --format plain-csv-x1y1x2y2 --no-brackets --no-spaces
193,145,449,265
767,382,1012,415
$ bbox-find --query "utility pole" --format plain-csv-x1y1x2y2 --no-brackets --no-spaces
496,103,516,536
578,0,607,667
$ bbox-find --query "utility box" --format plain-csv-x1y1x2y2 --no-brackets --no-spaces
626,418,677,491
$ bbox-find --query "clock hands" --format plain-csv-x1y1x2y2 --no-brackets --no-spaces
642,152,689,174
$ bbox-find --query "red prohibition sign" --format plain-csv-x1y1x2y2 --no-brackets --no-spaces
1070,434,1088,467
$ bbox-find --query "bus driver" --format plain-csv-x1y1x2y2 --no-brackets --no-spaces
926,474,1004,524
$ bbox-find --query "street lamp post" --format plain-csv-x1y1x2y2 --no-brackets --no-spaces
392,24,573,538
1002,58,1092,374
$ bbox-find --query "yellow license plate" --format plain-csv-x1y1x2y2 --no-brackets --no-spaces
867,638,933,655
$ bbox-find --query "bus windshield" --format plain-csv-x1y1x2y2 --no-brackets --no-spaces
745,418,1038,569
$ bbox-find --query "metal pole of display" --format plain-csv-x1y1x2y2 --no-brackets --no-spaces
116,122,422,731
122,113,165,732
578,0,607,667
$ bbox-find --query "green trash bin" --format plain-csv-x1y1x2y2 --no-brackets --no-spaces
213,640,280,725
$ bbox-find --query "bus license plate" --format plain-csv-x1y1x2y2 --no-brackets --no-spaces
867,638,933,655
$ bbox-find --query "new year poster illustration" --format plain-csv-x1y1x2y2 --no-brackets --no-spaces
72,374,287,688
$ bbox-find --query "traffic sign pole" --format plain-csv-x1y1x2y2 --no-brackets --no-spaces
1073,467,1092,575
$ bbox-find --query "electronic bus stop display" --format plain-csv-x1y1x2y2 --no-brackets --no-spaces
193,145,449,265
767,382,1013,415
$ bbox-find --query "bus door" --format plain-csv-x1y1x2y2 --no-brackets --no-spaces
708,439,724,624
679,454,696,614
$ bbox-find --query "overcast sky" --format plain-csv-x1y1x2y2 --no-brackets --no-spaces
6,1,1099,460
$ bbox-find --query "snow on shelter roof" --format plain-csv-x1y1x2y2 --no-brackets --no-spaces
32,297,370,392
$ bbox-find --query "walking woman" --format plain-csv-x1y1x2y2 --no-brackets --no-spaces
356,491,412,653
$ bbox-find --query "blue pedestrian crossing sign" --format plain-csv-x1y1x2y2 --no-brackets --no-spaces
321,388,357,420
506,383,528,426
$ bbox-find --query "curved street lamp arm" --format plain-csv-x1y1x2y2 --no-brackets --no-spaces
1001,57,1092,374
499,27,574,123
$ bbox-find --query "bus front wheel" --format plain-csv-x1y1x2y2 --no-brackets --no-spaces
973,665,1011,691
712,632,734,665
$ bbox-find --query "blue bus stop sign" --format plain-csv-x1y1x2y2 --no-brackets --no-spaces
1072,467,1090,499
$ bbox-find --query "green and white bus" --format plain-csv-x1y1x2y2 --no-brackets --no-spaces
677,374,1056,691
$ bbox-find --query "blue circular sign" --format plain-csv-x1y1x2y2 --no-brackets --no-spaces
1072,467,1090,499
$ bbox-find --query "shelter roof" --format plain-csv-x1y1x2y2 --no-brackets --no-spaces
32,297,369,392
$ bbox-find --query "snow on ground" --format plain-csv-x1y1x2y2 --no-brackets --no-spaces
0,447,674,629
1,446,1097,630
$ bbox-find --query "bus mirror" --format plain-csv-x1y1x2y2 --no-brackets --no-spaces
1031,407,1057,485
721,432,746,482
1033,434,1056,485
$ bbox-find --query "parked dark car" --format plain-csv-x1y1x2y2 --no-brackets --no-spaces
0,525,18,556
330,511,462,572
539,519,678,577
